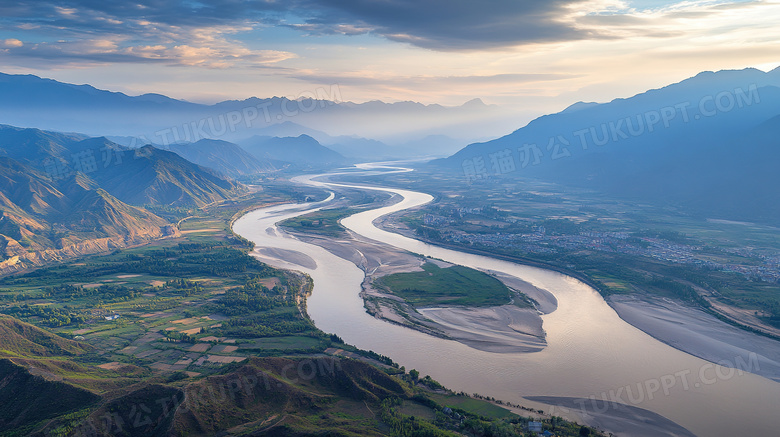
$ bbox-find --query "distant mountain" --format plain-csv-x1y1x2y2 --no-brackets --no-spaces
0,72,510,147
252,121,327,139
396,134,467,157
251,121,396,159
163,138,275,177
238,134,349,168
436,67,780,225
561,101,600,113
0,124,86,163
0,73,193,110
251,121,465,159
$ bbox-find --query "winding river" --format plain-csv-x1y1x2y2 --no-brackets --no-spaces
232,164,780,437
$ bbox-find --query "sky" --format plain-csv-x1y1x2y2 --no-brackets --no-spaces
0,0,778,117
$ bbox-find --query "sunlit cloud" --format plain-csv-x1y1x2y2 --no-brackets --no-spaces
2,39,24,48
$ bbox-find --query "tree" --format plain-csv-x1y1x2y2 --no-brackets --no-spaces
409,369,419,381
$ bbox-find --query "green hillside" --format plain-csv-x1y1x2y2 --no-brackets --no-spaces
0,359,101,436
0,315,92,357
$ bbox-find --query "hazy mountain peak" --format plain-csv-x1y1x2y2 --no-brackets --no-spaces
462,98,487,107
137,92,180,104
238,133,347,167
190,138,235,147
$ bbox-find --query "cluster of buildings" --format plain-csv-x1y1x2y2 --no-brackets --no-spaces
423,214,780,283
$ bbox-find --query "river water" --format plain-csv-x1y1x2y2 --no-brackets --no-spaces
232,164,780,436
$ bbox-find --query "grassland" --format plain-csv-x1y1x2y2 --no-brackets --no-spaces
427,393,517,419
280,208,354,237
375,262,513,307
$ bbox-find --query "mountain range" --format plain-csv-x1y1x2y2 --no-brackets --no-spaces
2,66,779,269
0,72,508,152
436,67,780,226
109,131,352,171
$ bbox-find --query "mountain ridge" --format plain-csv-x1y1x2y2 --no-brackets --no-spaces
436,68,780,225
163,138,275,177
239,134,349,168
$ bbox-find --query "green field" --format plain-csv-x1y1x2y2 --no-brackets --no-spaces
427,393,515,419
280,208,354,237
0,190,334,377
375,262,513,307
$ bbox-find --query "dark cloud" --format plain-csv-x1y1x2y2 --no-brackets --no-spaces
0,0,599,52
302,0,595,50
0,1,285,30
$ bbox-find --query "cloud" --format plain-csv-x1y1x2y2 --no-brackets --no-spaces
0,0,633,53
0,2,298,68
0,0,777,62
571,0,780,41
292,71,582,87
0,1,299,68
0,36,296,68
293,0,597,50
2,39,24,48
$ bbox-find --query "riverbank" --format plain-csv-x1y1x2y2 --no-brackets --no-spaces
525,396,696,437
609,294,780,383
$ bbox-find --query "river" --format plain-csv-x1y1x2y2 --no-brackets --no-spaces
232,163,780,437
